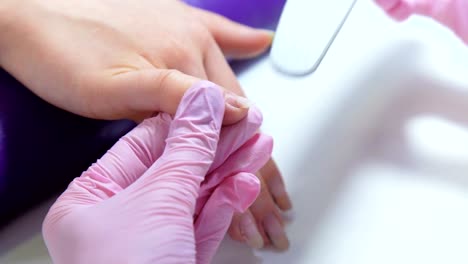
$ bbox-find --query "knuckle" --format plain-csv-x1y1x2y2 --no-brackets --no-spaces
156,69,182,91
188,23,214,51
160,37,193,65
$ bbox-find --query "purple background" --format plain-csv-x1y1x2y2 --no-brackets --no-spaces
184,0,286,29
0,122,4,188
0,68,136,227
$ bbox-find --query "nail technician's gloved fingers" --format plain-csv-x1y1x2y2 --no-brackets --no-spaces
375,0,413,21
43,117,190,264
85,114,172,191
192,8,274,59
43,114,172,210
195,172,260,264
106,69,249,124
44,84,228,264
375,0,403,11
195,133,273,216
375,0,468,43
413,0,468,44
208,106,263,177
132,83,225,208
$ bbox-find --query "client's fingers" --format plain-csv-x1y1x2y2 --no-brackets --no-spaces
101,69,249,124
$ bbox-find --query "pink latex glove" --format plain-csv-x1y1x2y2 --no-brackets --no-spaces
43,82,273,264
375,0,468,44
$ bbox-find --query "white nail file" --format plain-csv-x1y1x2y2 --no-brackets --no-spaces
270,0,357,76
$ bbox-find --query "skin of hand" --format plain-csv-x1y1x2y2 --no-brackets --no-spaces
375,0,468,44
0,0,292,249
43,83,273,264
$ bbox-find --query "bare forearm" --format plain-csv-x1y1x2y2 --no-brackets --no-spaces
0,1,14,66
0,0,26,68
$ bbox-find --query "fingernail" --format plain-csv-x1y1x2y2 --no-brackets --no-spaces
225,92,252,109
264,213,289,250
233,174,261,211
240,213,264,249
260,29,275,38
277,195,293,212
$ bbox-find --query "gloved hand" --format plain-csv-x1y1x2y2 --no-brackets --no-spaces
375,0,468,44
43,82,273,264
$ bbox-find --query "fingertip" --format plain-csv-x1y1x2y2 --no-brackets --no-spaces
222,92,252,125
226,28,275,59
277,195,293,211
260,29,276,40
256,29,275,48
196,8,274,59
243,28,275,52
222,173,264,248
230,173,261,211
388,5,412,21
374,0,399,11
375,0,412,21
246,105,264,128
264,213,290,251
259,134,274,155
175,80,225,129
223,104,249,125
